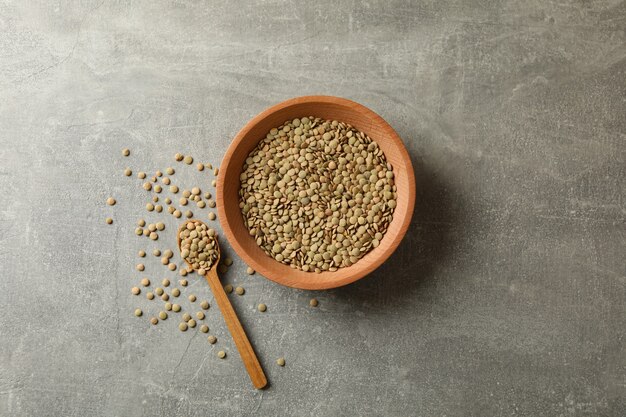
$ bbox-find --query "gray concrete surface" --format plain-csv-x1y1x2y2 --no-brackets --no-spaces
1,1,625,416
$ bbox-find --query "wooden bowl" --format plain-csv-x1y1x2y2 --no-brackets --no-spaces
217,96,415,290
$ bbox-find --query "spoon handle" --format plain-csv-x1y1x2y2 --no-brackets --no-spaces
204,269,268,389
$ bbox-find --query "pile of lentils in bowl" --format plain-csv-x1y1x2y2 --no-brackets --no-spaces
239,116,397,273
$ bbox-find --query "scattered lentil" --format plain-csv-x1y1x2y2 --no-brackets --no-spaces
246,266,255,275
200,300,209,309
150,317,158,325
161,293,169,301
188,319,196,328
138,172,146,179
122,148,130,156
165,302,172,311
207,335,217,344
168,263,176,271
179,322,188,331
172,304,181,312
140,278,150,286
224,284,233,294
155,287,164,296
217,351,226,359
188,294,196,302
106,217,113,224
131,287,140,295
162,278,170,287
134,308,142,317
153,249,161,256
235,286,245,295
159,311,168,320
138,219,146,227
166,167,175,175
196,311,205,320
136,264,144,271
197,163,204,171
124,168,132,176
183,155,193,165
146,292,154,300
200,324,209,333
310,298,319,307
171,288,180,297
258,303,267,312
276,358,285,366
175,153,183,161
208,212,216,221
107,197,116,206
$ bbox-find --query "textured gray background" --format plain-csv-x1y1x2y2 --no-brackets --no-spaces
1,0,625,416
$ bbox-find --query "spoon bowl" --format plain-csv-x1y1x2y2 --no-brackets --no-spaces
177,220,221,273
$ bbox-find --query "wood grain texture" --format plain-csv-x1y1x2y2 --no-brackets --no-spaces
178,221,267,390
217,96,416,290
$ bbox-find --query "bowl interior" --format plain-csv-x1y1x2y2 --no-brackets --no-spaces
217,96,415,289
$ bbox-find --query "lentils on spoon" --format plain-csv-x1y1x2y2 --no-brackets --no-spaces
178,220,218,276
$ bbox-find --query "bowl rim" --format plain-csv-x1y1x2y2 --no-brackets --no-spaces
216,95,415,290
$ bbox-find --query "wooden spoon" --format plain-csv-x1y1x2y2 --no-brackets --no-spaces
177,220,267,389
